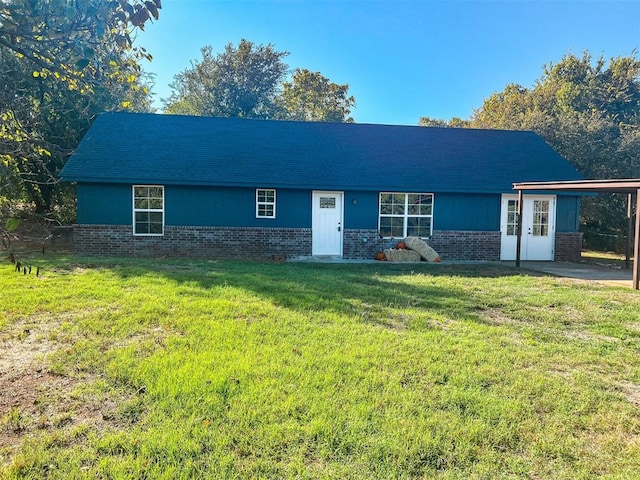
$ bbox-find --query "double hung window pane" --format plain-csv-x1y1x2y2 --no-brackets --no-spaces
407,217,432,237
257,189,276,218
407,194,432,215
135,211,163,234
379,216,405,238
257,190,274,203
258,204,274,217
134,188,163,208
134,186,163,235
380,194,405,215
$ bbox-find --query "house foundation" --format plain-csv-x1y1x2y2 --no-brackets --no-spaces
74,225,537,261
74,225,312,259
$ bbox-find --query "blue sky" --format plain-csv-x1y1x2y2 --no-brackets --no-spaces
136,0,639,125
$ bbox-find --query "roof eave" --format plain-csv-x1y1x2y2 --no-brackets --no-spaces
513,178,640,194
62,176,524,195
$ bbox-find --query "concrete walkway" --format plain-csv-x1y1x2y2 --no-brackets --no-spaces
515,261,634,288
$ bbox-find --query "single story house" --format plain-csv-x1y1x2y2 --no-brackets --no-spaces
60,112,584,261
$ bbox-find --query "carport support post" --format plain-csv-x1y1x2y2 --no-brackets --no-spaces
634,190,640,290
516,190,524,268
626,193,633,270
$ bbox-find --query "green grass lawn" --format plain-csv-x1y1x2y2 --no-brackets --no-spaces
1,256,640,479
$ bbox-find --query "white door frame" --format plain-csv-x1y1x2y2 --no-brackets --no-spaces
312,191,344,256
501,194,556,261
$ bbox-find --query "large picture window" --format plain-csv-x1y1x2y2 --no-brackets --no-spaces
256,188,276,218
379,193,433,238
133,185,164,235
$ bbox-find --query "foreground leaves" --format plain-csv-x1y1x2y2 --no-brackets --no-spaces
0,0,161,83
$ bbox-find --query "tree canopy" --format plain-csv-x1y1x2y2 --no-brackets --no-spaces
418,116,469,128
1,45,154,217
278,69,355,122
164,40,289,118
0,0,161,85
164,40,356,123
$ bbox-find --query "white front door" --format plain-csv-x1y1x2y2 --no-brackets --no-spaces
501,195,556,261
312,191,344,256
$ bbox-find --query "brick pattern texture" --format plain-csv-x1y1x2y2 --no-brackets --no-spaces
75,225,524,261
74,225,312,259
430,230,502,261
343,229,385,259
555,232,583,262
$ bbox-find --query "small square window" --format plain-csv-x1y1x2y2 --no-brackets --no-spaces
256,189,276,218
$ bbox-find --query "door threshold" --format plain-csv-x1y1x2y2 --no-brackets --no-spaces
289,255,344,262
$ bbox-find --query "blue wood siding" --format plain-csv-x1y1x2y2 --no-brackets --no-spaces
76,184,580,234
166,186,310,227
344,191,379,229
433,193,500,231
77,184,311,228
556,195,580,232
77,183,132,224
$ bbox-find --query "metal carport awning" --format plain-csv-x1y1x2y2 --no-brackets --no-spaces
512,178,640,290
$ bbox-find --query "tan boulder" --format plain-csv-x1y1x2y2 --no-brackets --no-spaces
404,236,441,262
384,248,421,262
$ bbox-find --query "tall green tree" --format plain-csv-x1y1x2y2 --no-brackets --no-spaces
164,40,289,118
164,42,357,123
277,69,355,122
470,51,640,235
0,0,159,219
1,44,154,216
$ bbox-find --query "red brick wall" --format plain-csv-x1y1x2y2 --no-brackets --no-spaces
554,232,583,262
430,230,502,261
74,225,312,259
75,225,579,262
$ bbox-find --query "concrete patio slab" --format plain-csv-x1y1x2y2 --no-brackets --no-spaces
515,261,634,288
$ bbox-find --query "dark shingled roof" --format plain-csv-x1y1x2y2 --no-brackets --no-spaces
61,112,583,193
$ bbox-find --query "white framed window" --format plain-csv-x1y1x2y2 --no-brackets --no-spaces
532,199,550,236
379,192,433,238
133,185,164,235
506,199,518,236
256,188,276,218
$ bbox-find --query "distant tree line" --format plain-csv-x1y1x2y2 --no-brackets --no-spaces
420,51,640,242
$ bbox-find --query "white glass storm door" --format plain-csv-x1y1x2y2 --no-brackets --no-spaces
500,195,556,261
312,191,344,256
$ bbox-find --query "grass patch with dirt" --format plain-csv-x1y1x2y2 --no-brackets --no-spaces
1,256,640,479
